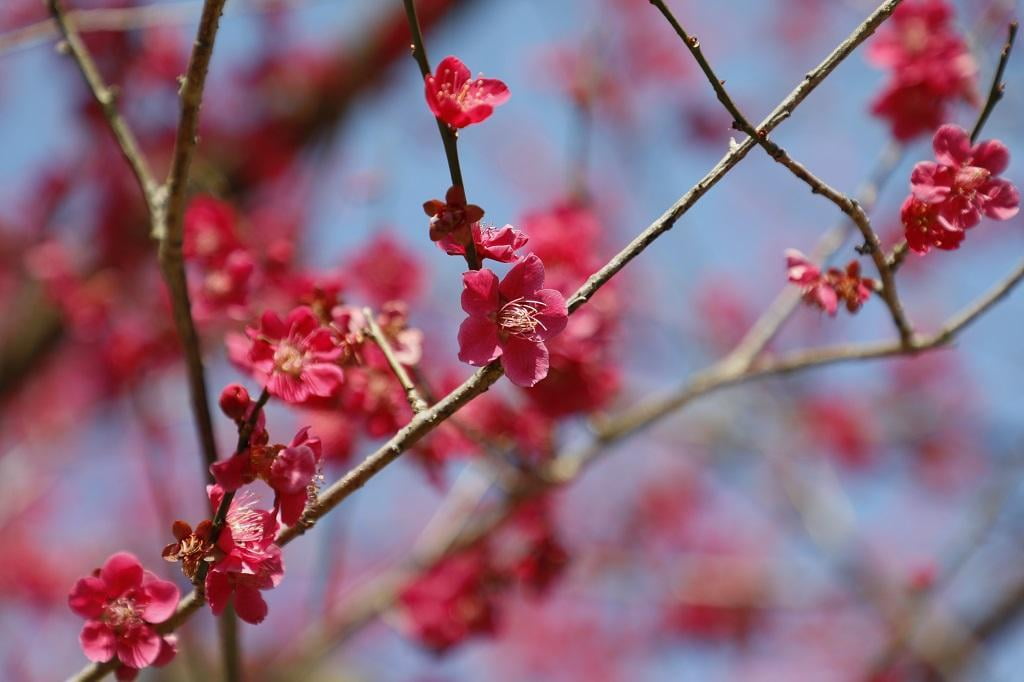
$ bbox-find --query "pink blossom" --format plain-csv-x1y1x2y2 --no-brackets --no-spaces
900,195,966,253
68,552,180,671
398,550,498,652
243,306,344,403
785,250,875,315
193,248,255,322
183,195,241,267
909,125,1020,229
439,223,529,263
210,427,322,526
347,232,423,305
424,56,509,129
204,486,284,625
423,185,484,244
457,254,568,387
866,0,977,140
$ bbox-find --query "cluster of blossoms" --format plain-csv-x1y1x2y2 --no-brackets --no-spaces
867,0,978,140
785,250,876,315
398,500,568,652
901,124,1019,253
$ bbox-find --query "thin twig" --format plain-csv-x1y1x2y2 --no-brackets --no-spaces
568,0,906,313
648,0,915,346
971,22,1019,143
362,307,429,413
401,0,481,270
46,0,160,220
157,0,230,479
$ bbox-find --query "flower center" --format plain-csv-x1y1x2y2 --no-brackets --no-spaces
227,493,267,545
955,166,990,194
273,343,306,376
497,298,547,339
102,596,143,632
437,72,488,108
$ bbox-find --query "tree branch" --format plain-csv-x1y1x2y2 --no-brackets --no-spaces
401,0,481,270
46,0,160,220
648,0,915,346
362,307,429,413
568,0,905,313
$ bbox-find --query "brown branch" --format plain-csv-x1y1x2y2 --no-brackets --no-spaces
401,0,481,270
46,0,160,220
568,0,905,313
46,0,221,476
362,307,428,413
66,2,916,676
157,0,230,479
971,21,1019,143
648,0,915,346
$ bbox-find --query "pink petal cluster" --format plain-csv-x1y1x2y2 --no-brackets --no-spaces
457,254,568,387
439,222,529,263
786,250,875,315
68,552,179,678
204,486,284,624
866,0,977,140
423,185,484,244
241,306,344,403
210,426,323,526
398,550,498,653
424,56,510,129
902,125,1020,253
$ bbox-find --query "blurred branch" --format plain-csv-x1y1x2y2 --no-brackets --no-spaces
362,307,428,413
400,0,481,270
649,0,915,347
1,0,317,55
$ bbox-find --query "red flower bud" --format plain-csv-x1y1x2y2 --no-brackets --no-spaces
219,384,251,421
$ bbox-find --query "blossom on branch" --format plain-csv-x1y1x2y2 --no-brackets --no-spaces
439,222,529,263
785,250,875,315
68,552,180,676
424,56,509,129
902,125,1020,253
457,254,568,387
204,486,284,625
237,306,345,404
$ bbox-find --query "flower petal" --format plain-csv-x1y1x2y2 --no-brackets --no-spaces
457,316,501,366
982,178,1021,220
932,124,971,166
233,585,269,625
69,576,108,619
461,269,500,316
101,552,144,597
140,575,180,624
80,622,116,663
115,625,161,669
500,337,550,387
972,139,1010,174
500,253,545,300
532,288,568,341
